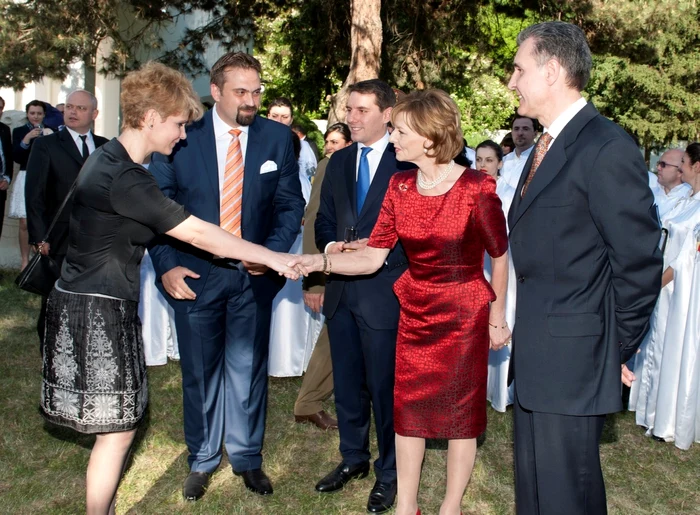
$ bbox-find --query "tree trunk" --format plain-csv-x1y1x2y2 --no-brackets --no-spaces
327,0,382,125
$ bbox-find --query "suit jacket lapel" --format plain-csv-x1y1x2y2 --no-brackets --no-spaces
242,116,264,226
344,142,359,220
358,143,397,220
58,129,86,167
193,111,220,211
509,103,599,231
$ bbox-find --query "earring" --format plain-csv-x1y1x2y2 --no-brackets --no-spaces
423,148,428,154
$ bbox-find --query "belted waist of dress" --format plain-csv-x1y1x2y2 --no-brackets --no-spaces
407,262,484,283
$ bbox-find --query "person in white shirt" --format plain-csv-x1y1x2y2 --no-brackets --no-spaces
266,97,318,378
651,149,692,220
500,114,538,190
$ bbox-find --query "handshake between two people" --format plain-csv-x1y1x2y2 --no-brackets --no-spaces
160,238,369,301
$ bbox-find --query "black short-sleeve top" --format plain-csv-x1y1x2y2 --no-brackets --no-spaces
58,138,190,301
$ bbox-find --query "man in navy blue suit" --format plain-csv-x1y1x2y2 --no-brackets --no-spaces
149,52,304,501
314,79,408,513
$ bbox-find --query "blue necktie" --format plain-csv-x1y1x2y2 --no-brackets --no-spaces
357,146,372,214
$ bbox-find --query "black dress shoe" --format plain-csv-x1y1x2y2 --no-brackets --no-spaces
315,461,370,492
183,471,210,501
235,468,273,495
367,480,397,513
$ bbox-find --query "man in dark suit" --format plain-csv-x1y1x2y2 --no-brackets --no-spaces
506,22,662,514
149,52,304,501
25,89,107,346
314,79,408,514
0,97,13,240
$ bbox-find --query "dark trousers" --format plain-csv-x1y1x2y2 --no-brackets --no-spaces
513,388,607,515
327,283,397,483
175,264,272,474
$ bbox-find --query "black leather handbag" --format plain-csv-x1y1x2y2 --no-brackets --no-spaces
15,180,78,296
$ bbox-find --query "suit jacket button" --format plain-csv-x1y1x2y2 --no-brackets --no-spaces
518,276,525,283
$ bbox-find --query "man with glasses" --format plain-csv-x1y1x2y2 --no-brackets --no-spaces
149,52,304,501
652,149,691,219
25,89,107,348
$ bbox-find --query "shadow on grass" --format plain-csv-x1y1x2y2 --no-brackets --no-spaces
125,449,190,514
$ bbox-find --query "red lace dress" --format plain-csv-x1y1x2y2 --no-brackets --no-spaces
368,169,508,439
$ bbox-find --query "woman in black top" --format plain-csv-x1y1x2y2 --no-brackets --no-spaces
40,62,299,514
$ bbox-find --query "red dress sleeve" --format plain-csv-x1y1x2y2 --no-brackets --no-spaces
368,175,400,249
476,175,508,258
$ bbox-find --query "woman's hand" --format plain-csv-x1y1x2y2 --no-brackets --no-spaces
23,127,42,144
265,252,302,280
489,321,512,351
287,254,324,275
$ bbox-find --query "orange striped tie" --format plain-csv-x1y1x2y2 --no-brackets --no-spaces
220,129,244,236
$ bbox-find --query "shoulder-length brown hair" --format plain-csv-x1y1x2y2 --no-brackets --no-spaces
120,62,204,131
391,89,464,164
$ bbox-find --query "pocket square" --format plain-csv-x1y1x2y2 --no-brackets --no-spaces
260,161,278,174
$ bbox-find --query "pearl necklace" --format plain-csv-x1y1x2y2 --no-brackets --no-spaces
417,160,455,190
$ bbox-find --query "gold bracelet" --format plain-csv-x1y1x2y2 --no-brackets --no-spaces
321,253,328,274
325,254,332,275
488,322,508,329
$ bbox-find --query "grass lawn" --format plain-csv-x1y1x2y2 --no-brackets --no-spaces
0,272,698,514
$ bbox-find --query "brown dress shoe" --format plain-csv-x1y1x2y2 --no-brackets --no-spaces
294,410,338,430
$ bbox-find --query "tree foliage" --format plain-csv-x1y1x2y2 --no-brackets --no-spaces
1,0,697,147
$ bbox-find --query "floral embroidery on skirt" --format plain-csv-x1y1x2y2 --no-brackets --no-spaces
41,288,147,433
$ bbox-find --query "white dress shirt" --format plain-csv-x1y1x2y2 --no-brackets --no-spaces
545,97,588,143
213,104,250,200
500,145,534,190
65,127,96,157
356,131,390,183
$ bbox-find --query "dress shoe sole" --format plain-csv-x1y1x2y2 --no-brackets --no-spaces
244,485,273,495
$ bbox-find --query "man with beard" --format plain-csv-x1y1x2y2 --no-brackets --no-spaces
501,114,538,190
149,52,304,501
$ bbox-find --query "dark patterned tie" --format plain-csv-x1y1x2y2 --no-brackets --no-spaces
79,135,90,161
521,132,553,197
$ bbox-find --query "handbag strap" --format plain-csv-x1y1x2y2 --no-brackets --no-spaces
40,177,80,243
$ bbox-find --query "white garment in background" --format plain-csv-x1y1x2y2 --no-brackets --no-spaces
7,170,26,218
299,139,317,179
484,177,517,412
630,191,700,449
139,250,179,366
500,145,534,190
651,180,692,221
267,165,319,377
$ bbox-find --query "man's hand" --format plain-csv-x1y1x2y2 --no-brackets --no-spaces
161,266,200,300
33,242,50,256
621,364,636,387
0,179,8,191
303,292,324,313
342,238,369,253
242,261,269,275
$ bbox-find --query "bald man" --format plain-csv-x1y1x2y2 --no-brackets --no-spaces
652,149,691,219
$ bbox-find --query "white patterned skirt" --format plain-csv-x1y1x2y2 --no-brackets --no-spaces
7,170,26,219
40,288,148,433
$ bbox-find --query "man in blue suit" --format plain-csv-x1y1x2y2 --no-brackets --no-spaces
149,52,304,501
314,79,408,513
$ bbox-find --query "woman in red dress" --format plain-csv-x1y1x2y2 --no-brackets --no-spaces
292,89,510,515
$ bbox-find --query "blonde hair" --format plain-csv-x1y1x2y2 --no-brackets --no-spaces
391,89,464,164
120,61,204,130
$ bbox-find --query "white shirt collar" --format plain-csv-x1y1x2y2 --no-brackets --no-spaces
65,126,92,142
506,144,534,161
545,97,588,141
358,131,390,155
213,104,249,139
664,182,693,197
